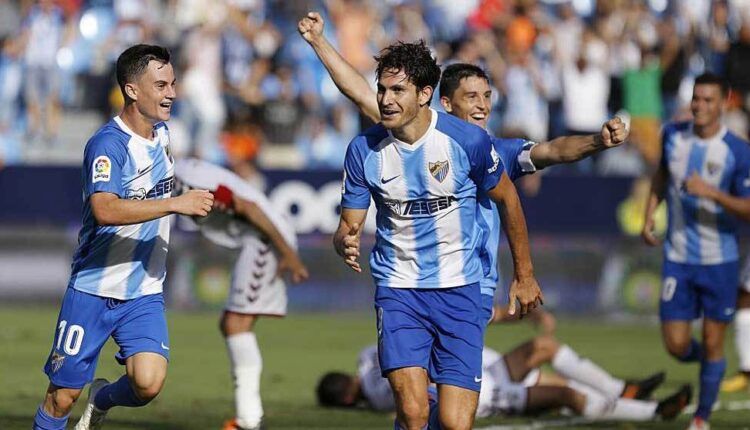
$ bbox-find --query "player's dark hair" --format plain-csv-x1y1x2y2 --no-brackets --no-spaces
439,63,490,99
694,72,728,96
374,40,441,101
316,372,355,407
116,44,171,98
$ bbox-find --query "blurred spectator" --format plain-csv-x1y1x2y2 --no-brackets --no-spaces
501,49,549,142
726,19,750,110
622,46,662,170
258,64,304,144
561,29,609,136
326,0,379,72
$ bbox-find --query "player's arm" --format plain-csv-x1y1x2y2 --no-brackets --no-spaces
90,190,213,226
333,208,368,272
530,117,628,169
487,173,543,316
642,163,668,246
298,11,380,123
684,173,750,222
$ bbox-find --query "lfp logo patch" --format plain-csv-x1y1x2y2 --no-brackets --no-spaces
92,156,111,183
429,160,449,183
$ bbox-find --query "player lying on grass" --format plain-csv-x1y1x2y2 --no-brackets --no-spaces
174,158,309,430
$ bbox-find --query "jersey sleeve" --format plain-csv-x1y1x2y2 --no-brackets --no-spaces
496,138,536,181
341,137,371,209
731,144,750,198
467,132,504,192
83,134,128,198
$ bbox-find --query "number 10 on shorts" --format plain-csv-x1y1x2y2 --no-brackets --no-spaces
55,320,85,356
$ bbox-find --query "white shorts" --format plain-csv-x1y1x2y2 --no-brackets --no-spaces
741,256,750,293
477,351,541,418
224,241,287,316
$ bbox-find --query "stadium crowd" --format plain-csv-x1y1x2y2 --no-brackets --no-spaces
1,0,750,176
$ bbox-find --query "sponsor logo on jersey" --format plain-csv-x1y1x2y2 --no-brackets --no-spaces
50,352,65,373
126,177,174,200
384,195,457,217
428,160,449,183
92,156,111,183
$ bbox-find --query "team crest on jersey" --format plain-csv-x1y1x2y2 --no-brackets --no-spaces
50,352,65,373
383,199,401,215
429,160,450,183
92,156,111,183
707,161,721,176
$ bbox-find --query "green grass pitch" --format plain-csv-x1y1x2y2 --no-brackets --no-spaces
2,305,750,429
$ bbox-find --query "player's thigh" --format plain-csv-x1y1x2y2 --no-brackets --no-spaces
501,341,537,382
111,293,170,366
659,261,700,322
697,261,739,322
437,383,479,429
43,288,114,389
374,287,434,373
224,244,287,324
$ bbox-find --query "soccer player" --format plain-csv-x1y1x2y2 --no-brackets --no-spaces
298,11,628,325
174,158,309,430
642,73,750,430
31,44,215,430
332,39,542,430
316,342,691,422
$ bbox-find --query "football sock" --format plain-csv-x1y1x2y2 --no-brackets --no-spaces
94,375,148,410
32,405,69,430
568,380,610,418
568,380,656,420
677,338,702,363
552,344,625,396
735,309,750,372
227,332,263,429
696,358,726,420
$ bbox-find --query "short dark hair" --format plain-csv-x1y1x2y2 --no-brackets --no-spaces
374,40,441,99
439,63,490,99
694,72,728,96
116,44,171,96
316,372,355,407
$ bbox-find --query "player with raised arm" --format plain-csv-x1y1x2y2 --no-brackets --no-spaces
316,341,691,423
174,158,309,430
298,11,628,324
332,40,542,430
32,45,215,430
642,73,750,430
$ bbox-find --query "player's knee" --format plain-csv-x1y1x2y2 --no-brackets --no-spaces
439,411,473,430
46,387,82,415
533,335,559,359
132,380,162,404
398,399,429,429
663,335,691,358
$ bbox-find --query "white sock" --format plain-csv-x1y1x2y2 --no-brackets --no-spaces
552,345,625,397
736,309,750,372
568,380,656,421
227,332,263,428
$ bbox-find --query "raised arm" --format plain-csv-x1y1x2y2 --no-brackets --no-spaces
487,172,543,316
333,208,368,272
530,117,628,169
90,189,213,226
298,11,380,123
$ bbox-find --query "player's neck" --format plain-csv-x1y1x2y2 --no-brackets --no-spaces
693,121,722,140
119,105,156,140
390,108,432,144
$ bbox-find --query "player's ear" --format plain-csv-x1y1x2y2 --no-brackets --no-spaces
124,82,138,101
440,96,452,112
418,85,433,107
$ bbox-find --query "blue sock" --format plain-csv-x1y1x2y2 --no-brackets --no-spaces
94,375,148,410
393,422,427,430
696,358,726,420
678,338,703,362
32,405,68,430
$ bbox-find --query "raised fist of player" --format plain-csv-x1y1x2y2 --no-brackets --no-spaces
298,12,324,43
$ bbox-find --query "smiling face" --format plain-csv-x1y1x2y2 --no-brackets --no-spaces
376,68,432,131
125,60,176,123
441,76,492,129
690,83,724,129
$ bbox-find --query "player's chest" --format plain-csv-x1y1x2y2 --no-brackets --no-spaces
122,139,175,200
667,140,732,185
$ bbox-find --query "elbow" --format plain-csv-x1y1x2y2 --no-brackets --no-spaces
92,210,117,226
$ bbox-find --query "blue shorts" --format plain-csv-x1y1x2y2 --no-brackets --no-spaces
375,283,483,392
481,293,495,326
660,260,739,323
43,288,170,389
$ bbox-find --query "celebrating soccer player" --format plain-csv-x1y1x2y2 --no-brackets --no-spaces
32,45,215,430
643,73,750,430
332,40,542,430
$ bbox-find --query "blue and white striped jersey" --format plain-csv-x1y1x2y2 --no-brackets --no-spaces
662,122,750,265
341,110,503,289
478,138,536,296
68,117,175,300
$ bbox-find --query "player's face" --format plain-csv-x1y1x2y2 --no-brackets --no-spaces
377,69,429,130
441,76,492,130
133,60,176,123
690,84,724,128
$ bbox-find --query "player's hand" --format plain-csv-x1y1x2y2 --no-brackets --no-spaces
340,222,362,272
277,251,309,284
599,117,628,148
508,274,543,317
684,172,717,199
298,12,324,44
641,215,661,246
172,189,214,217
